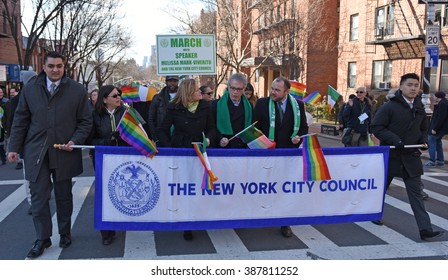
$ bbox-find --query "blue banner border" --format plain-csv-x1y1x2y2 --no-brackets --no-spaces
94,146,389,231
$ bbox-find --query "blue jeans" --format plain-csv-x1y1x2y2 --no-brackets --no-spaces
428,134,444,162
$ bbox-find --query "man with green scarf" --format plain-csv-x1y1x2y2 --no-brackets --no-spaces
254,76,309,237
212,73,253,148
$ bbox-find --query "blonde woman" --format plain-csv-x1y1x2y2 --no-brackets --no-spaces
156,78,218,241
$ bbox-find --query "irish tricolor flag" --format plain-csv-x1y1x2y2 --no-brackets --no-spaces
120,83,157,103
236,123,276,149
327,85,341,111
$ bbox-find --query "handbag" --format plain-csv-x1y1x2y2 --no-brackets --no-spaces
341,128,353,145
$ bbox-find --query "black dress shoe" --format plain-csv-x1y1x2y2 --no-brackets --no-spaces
421,191,429,200
183,230,193,241
27,239,52,258
102,237,113,245
280,226,293,238
420,229,444,241
59,233,72,248
371,220,384,226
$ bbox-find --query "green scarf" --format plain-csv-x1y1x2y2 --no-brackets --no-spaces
216,89,252,135
268,94,301,140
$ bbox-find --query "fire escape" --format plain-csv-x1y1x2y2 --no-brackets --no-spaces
366,0,426,60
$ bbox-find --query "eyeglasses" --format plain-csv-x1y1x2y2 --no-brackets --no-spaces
356,91,365,94
202,91,213,95
229,86,244,92
108,94,121,98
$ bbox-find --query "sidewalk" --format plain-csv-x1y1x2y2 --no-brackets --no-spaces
309,122,448,164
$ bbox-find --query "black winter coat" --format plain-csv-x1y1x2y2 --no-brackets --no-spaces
156,100,217,148
343,97,371,135
8,71,92,182
429,98,448,136
254,97,308,148
90,106,128,147
371,90,428,178
147,86,173,141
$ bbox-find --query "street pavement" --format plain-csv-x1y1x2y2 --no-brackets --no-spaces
0,126,447,260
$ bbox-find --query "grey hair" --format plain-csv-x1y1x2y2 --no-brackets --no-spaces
227,73,248,88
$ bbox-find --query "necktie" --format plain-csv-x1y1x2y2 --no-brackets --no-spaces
50,83,56,96
277,101,284,122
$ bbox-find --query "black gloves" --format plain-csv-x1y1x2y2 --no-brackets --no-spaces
395,141,405,150
111,131,120,141
419,143,429,151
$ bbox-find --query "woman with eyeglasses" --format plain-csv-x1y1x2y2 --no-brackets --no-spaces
199,85,214,102
89,85,128,245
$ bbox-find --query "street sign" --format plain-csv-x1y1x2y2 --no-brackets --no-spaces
156,34,217,76
426,25,440,46
419,1,448,4
425,46,439,68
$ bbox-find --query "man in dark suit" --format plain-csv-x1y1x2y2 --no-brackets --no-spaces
8,52,92,258
254,76,308,237
212,73,253,148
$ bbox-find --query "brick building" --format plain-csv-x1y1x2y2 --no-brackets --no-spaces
0,0,22,94
215,0,339,99
338,0,448,103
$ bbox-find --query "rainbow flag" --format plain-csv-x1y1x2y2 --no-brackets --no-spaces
117,108,158,158
192,133,217,190
120,83,157,103
302,134,331,181
302,90,322,105
236,123,276,149
290,81,306,99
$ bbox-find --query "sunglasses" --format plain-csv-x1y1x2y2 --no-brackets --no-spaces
202,91,213,95
356,91,365,94
108,94,121,98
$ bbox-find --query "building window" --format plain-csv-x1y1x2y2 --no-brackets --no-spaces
350,14,359,41
372,60,392,89
277,5,281,22
439,59,448,91
375,5,394,37
348,62,356,88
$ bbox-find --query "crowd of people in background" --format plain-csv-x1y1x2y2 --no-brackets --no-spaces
1,51,447,258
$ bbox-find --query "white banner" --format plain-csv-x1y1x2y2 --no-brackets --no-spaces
156,34,216,76
95,147,389,230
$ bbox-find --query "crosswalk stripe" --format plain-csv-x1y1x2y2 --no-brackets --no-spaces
206,229,249,256
35,177,94,260
0,184,26,223
124,231,157,259
2,174,448,260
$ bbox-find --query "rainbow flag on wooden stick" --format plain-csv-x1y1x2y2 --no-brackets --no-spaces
193,133,217,190
289,81,306,100
117,108,158,158
235,122,276,149
120,83,157,103
303,90,322,105
302,134,331,181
